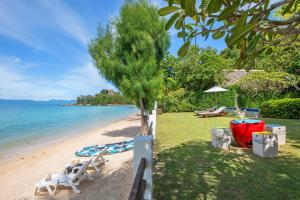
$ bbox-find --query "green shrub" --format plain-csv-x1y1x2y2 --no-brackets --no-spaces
260,98,300,119
162,88,194,112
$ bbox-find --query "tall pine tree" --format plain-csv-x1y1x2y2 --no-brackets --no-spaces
89,0,169,130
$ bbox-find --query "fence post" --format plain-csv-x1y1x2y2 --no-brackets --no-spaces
133,135,153,200
148,114,156,140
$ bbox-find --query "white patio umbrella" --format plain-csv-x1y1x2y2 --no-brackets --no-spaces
204,86,228,107
204,86,228,93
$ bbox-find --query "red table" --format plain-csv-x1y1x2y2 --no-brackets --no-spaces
230,119,265,148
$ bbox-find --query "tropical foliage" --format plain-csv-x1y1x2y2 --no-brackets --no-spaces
162,46,231,92
89,0,169,127
158,0,300,67
175,46,231,91
159,47,300,111
159,46,235,112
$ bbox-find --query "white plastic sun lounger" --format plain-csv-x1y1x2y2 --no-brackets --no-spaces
198,106,227,117
77,147,107,172
34,158,92,196
53,158,93,194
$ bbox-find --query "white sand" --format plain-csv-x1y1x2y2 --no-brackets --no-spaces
0,115,140,200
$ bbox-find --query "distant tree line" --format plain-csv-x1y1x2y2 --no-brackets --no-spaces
76,89,132,105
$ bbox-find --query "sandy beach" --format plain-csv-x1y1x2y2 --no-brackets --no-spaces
0,115,140,200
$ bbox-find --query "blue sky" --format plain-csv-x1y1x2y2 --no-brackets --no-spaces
0,0,226,100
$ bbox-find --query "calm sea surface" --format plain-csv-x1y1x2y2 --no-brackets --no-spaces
0,103,138,156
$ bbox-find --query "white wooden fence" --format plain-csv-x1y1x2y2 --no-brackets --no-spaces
129,104,157,200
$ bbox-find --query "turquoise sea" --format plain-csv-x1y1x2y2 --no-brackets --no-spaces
0,102,138,157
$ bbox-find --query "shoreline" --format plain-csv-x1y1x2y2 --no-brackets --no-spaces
0,113,139,166
0,115,140,199
63,103,135,106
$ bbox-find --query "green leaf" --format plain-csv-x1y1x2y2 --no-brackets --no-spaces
264,0,270,10
247,34,260,52
177,40,191,57
232,12,248,33
175,15,185,29
158,6,179,16
165,12,180,30
184,24,194,31
204,19,214,40
207,0,223,14
218,1,239,20
185,0,196,17
177,31,184,37
168,0,174,6
228,21,260,47
283,1,295,15
265,47,273,55
212,31,225,39
239,39,246,59
200,0,209,14
206,18,214,26
180,0,185,9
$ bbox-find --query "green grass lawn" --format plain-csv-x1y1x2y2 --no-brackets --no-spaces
153,113,300,200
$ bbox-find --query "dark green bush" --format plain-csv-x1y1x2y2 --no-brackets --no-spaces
237,90,300,108
260,98,300,119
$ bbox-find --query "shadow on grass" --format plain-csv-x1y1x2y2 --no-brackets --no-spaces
102,126,141,138
154,141,300,200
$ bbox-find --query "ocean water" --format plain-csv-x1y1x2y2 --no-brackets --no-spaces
0,103,138,157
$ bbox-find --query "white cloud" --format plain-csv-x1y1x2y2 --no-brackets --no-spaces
39,0,91,46
0,56,113,100
0,56,68,100
0,0,91,50
58,60,115,96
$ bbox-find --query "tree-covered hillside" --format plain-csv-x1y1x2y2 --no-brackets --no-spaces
76,89,131,105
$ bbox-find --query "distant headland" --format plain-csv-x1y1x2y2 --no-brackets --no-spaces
0,99,76,105
74,89,132,106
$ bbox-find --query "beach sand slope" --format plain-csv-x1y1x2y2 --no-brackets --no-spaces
0,115,140,200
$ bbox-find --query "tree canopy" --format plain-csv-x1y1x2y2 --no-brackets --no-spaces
236,71,299,93
158,0,300,67
89,0,170,127
175,46,231,91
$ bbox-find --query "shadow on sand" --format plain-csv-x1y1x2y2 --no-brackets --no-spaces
35,160,133,200
102,126,141,138
153,140,300,200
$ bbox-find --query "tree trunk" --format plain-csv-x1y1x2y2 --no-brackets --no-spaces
139,98,147,134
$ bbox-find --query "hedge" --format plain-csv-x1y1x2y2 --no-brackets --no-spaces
260,98,300,119
189,90,236,110
237,90,300,108
161,89,235,112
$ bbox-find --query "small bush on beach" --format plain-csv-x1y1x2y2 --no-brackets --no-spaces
260,98,300,119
